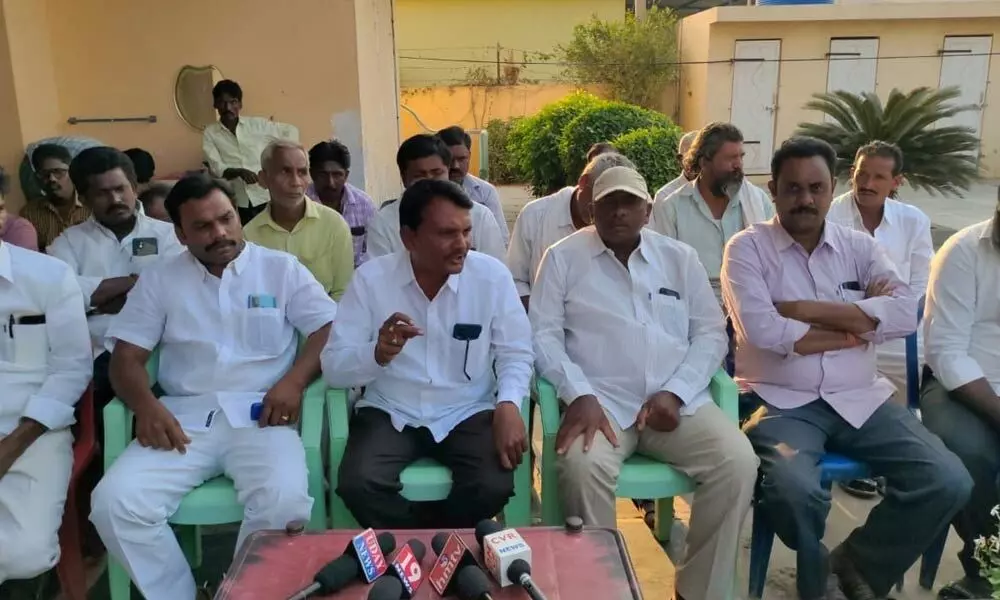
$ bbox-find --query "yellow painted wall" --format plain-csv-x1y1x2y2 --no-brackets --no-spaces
680,3,1000,177
394,0,621,87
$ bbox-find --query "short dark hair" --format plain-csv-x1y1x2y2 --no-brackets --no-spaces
31,143,72,171
398,178,474,231
684,122,744,176
212,79,243,102
164,174,235,224
854,140,904,176
0,166,8,196
138,182,172,207
587,142,616,163
770,136,838,182
69,146,138,196
309,140,351,170
124,148,156,183
437,126,472,149
396,134,451,175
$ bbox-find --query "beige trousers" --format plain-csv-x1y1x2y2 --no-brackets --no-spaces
556,402,758,600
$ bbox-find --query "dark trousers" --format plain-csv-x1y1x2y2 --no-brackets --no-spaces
742,393,971,599
238,203,267,226
336,407,514,529
920,373,1000,581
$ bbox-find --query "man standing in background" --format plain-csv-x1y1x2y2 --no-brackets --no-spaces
653,130,698,204
21,144,91,252
437,125,509,245
203,79,299,225
305,140,377,267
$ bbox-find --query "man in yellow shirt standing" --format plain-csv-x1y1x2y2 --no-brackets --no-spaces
245,141,354,300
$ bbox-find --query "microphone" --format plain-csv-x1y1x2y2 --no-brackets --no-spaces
286,530,396,600
376,538,426,598
474,519,503,556
478,521,532,587
367,576,404,600
427,531,479,595
456,565,496,600
507,558,549,600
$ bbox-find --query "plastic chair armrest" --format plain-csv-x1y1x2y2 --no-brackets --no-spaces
535,378,561,438
710,368,739,424
103,398,133,471
300,378,326,452
327,388,350,443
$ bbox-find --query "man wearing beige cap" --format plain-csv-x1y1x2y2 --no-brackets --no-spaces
530,165,757,600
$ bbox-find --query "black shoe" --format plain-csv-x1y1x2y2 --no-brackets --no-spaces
937,576,993,599
838,478,880,499
830,545,879,600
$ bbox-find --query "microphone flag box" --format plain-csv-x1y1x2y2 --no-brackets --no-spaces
483,529,532,587
427,533,471,594
390,543,424,598
352,528,388,583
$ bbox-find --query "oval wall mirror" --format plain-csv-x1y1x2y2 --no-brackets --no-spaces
174,65,224,130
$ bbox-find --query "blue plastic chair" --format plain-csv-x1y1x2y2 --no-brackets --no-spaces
747,298,946,597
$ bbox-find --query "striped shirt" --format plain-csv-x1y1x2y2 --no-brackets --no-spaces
19,198,91,253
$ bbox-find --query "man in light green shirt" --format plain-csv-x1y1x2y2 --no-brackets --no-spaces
245,141,353,300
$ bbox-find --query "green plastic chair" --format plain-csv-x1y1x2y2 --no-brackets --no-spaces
327,389,533,528
537,368,738,541
103,346,329,600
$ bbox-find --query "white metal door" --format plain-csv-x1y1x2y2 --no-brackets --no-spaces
826,38,879,122
939,35,992,158
731,40,781,175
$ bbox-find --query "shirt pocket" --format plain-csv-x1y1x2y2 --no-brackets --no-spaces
240,307,286,356
13,323,48,366
652,295,690,340
445,328,490,383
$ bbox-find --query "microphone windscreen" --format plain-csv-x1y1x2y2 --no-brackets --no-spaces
367,575,404,600
315,556,360,590
408,538,427,561
431,532,449,555
507,558,531,580
456,565,492,599
376,531,397,554
474,520,503,546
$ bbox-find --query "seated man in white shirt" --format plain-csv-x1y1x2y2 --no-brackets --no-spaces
531,166,756,600
652,130,697,204
48,146,182,411
507,151,634,310
323,178,533,528
90,175,336,600
0,241,91,588
920,203,1000,600
437,125,509,245
367,134,506,262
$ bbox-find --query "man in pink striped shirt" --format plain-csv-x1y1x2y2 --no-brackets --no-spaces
722,137,969,600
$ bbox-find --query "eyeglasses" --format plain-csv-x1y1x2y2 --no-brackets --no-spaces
38,168,69,179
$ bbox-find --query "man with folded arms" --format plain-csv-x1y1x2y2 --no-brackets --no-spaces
723,136,969,600
90,174,336,600
531,165,757,600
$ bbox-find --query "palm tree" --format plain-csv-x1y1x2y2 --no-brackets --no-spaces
795,87,980,196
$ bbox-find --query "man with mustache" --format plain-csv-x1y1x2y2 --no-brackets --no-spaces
91,174,336,599
437,125,509,246
324,178,532,528
649,122,773,302
20,144,91,252
245,141,354,300
48,147,182,409
827,141,933,500
203,79,299,225
723,136,968,600
919,192,1000,600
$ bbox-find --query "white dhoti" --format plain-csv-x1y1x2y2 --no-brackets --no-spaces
90,418,312,600
0,429,73,583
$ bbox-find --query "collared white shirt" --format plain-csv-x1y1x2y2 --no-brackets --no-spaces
0,242,91,435
202,117,299,208
462,173,509,246
366,197,506,263
649,180,773,300
924,219,1000,395
828,192,934,386
530,228,728,430
322,251,533,442
48,214,183,354
106,243,336,431
653,174,690,205
506,186,577,297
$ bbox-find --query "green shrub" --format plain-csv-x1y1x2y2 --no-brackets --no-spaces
612,126,683,192
484,118,523,185
507,91,607,196
559,102,672,183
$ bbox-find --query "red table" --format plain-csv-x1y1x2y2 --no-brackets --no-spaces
215,527,644,600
